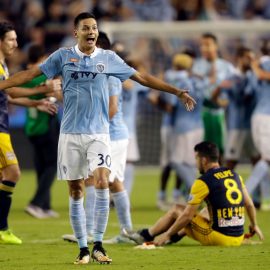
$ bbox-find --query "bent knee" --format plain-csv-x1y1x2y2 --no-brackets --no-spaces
2,165,21,182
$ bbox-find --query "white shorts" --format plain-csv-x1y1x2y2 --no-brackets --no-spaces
126,133,140,162
170,129,203,166
109,139,129,183
225,129,258,160
160,126,174,167
252,114,270,160
57,133,111,180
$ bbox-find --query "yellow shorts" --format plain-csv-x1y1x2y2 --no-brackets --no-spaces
185,214,244,246
0,133,18,169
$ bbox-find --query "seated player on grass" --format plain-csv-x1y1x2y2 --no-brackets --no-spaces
124,141,264,246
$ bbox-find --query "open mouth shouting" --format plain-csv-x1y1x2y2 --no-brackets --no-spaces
86,36,96,45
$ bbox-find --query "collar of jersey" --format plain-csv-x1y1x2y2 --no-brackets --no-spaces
74,44,99,58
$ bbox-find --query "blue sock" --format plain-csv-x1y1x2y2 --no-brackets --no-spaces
172,189,181,202
260,173,270,202
112,190,133,232
123,163,135,195
157,190,166,201
93,188,109,242
246,160,269,194
69,197,87,248
85,185,95,236
172,163,196,190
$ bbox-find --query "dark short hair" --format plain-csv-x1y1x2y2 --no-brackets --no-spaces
194,141,219,162
0,21,15,40
235,46,251,58
96,31,111,50
202,32,218,44
74,12,96,28
27,44,46,64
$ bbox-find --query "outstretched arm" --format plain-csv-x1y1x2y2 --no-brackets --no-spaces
0,66,42,91
5,78,61,98
130,71,196,111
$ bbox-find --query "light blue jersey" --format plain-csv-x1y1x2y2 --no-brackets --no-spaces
122,81,148,135
159,91,174,128
253,56,270,115
164,70,204,134
192,58,235,109
224,69,257,130
39,45,136,134
108,76,129,141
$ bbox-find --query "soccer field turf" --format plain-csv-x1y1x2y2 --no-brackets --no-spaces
1,166,269,270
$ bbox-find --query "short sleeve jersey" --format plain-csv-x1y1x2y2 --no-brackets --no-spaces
39,45,136,134
188,167,245,237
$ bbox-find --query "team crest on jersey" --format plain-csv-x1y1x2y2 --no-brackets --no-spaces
96,63,105,73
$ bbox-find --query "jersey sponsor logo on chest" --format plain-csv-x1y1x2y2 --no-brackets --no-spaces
71,71,98,80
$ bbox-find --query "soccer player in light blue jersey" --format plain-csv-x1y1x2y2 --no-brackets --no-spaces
164,54,204,193
192,33,235,161
244,42,270,211
0,13,196,264
121,62,149,196
224,47,259,170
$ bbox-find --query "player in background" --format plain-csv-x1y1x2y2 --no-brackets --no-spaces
0,21,59,245
121,58,149,196
0,13,195,264
192,33,235,163
148,87,180,211
224,46,259,170
124,141,264,247
244,40,270,211
149,53,204,210
163,54,204,197
22,44,61,219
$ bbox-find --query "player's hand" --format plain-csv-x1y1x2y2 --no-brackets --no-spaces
45,79,62,92
177,91,196,111
249,224,264,241
36,98,58,115
154,232,170,246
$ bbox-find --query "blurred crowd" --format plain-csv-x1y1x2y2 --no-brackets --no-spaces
0,0,270,54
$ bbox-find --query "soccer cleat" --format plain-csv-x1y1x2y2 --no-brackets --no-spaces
24,205,48,219
91,245,112,264
156,200,171,211
43,209,60,218
62,234,93,244
122,229,146,245
0,230,22,245
74,247,90,265
103,234,135,244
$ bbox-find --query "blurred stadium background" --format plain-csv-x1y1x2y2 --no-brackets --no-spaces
2,0,270,167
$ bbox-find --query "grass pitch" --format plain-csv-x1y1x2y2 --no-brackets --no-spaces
1,166,269,270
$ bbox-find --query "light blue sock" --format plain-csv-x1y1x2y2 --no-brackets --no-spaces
172,189,181,202
85,185,95,236
245,160,269,194
112,190,133,232
157,191,166,201
69,197,87,248
260,173,270,202
93,188,110,242
123,163,135,195
172,163,196,190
